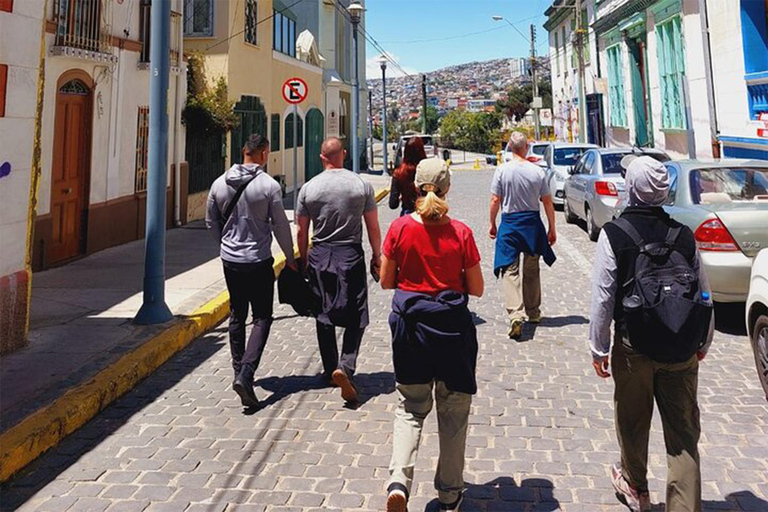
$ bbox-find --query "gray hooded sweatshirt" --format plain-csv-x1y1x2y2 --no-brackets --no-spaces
206,163,295,265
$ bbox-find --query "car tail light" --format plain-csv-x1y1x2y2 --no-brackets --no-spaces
595,181,618,196
695,218,739,252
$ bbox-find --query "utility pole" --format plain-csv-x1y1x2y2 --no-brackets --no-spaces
135,0,173,324
575,0,587,143
380,56,389,174
421,74,428,134
368,89,374,171
530,24,541,141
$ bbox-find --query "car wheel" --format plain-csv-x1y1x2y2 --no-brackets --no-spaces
586,205,600,242
563,195,577,224
752,314,768,401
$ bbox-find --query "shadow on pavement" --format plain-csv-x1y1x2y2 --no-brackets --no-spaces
646,490,768,511
256,370,395,409
0,330,227,512
714,302,748,336
517,315,589,342
424,477,560,511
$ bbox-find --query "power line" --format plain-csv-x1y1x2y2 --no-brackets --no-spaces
378,26,506,45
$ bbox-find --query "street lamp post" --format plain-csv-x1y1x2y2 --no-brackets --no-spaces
378,55,388,175
493,15,540,140
348,2,363,173
135,0,173,325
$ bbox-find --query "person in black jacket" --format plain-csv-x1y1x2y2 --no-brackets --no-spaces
380,158,484,512
589,156,714,512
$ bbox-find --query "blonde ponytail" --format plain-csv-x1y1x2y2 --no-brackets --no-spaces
415,189,449,221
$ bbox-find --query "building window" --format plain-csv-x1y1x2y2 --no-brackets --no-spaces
285,113,303,149
135,106,150,193
184,0,213,37
140,4,182,66
655,15,686,129
53,0,110,53
554,32,560,75
606,45,627,127
580,9,590,64
740,0,768,119
244,0,257,45
273,10,296,57
560,26,567,73
339,98,348,138
0,0,13,12
271,114,280,151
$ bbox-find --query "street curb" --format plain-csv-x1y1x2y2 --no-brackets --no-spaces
0,187,390,483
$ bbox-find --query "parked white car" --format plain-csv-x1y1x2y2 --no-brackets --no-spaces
746,248,768,401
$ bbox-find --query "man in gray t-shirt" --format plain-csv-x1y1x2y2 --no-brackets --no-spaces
489,131,557,340
297,137,382,404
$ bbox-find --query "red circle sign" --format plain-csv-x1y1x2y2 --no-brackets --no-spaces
282,77,308,104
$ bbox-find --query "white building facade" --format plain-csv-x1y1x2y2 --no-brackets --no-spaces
706,0,768,160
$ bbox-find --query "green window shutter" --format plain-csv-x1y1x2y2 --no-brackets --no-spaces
285,114,293,149
298,116,304,147
607,45,627,127
656,15,686,129
271,114,280,151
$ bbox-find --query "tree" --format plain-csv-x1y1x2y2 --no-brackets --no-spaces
406,105,439,134
439,110,502,154
496,80,553,122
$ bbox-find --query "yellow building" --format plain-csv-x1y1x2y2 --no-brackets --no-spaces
184,0,328,219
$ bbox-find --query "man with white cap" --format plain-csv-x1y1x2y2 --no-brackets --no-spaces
589,156,714,512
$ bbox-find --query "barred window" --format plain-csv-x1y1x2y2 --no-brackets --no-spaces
244,0,257,45
184,0,213,37
135,106,150,193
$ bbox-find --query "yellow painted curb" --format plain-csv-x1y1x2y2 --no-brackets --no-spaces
0,186,390,483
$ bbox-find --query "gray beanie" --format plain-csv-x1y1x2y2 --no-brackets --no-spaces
625,156,670,206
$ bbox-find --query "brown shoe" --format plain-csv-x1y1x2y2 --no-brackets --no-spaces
611,463,651,512
332,369,359,403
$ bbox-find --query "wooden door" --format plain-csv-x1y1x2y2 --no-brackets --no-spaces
50,80,91,264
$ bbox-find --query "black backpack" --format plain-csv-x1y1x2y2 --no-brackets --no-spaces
614,218,713,363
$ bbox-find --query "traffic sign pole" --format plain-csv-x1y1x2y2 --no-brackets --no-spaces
293,103,298,219
281,77,308,224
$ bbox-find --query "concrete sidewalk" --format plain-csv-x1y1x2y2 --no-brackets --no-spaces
0,174,390,482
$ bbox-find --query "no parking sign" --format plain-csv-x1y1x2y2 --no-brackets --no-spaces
282,77,308,105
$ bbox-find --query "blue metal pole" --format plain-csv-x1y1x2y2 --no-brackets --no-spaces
351,24,360,173
135,0,173,325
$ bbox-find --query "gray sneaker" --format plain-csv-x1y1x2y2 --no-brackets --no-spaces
611,464,651,512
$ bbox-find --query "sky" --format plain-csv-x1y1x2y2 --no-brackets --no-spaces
363,0,552,79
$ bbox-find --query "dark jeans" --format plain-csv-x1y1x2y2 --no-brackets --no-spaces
317,321,364,379
223,259,275,381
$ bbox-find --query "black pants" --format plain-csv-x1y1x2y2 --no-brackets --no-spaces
317,321,364,379
223,259,274,381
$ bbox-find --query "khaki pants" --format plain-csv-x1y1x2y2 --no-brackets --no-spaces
501,254,541,322
388,381,471,504
612,340,701,512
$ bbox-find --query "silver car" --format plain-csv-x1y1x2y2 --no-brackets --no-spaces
615,159,768,303
542,143,598,206
563,148,670,241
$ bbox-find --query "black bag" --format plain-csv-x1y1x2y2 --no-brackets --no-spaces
614,218,713,363
278,264,320,317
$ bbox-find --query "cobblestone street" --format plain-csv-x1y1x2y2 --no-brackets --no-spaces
3,169,767,512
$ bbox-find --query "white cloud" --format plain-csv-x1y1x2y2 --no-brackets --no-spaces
365,52,419,80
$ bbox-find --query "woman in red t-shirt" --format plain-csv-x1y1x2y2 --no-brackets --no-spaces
380,158,483,512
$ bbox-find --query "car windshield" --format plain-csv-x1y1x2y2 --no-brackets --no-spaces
531,145,547,156
554,147,588,166
691,167,768,204
601,152,669,174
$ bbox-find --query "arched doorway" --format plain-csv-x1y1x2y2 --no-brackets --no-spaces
50,76,93,264
305,108,324,181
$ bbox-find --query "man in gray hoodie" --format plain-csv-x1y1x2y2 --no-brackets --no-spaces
206,134,297,409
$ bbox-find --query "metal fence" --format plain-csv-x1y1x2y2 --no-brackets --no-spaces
186,129,226,194
53,0,112,54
